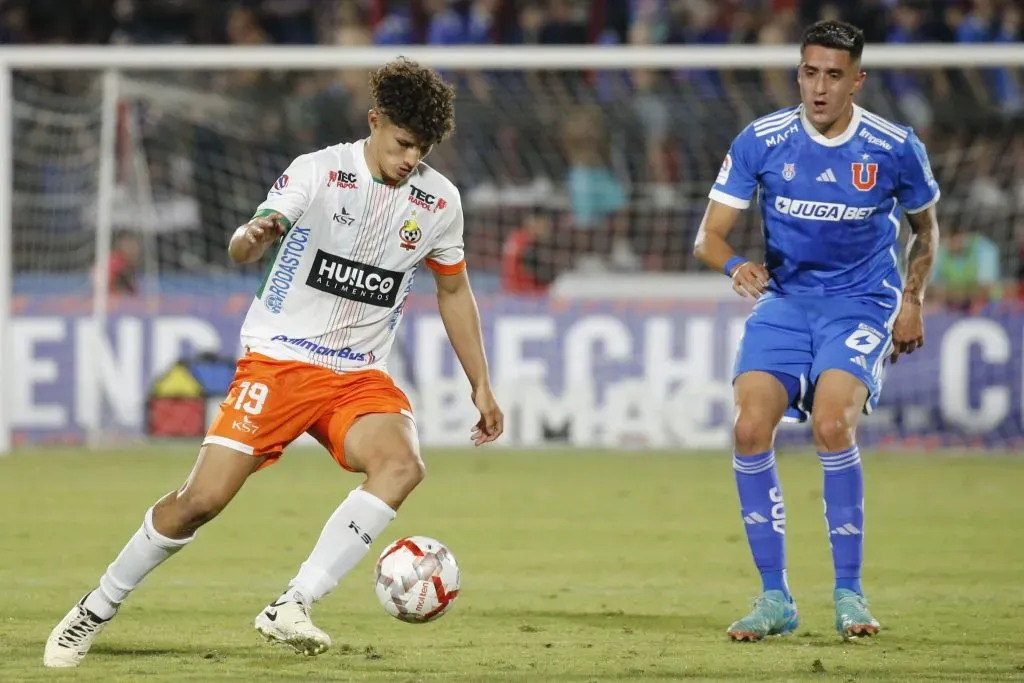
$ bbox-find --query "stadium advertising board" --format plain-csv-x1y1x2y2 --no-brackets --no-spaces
9,293,1023,448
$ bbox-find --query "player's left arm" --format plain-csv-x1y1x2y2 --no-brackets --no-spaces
429,202,504,445
892,132,942,364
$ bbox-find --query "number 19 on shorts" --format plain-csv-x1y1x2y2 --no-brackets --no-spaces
233,381,269,415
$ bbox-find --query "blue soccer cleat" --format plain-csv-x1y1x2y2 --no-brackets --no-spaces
834,588,881,640
727,590,800,642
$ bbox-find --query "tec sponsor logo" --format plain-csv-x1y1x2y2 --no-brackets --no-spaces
328,169,358,190
774,196,875,222
270,334,374,363
306,250,402,308
408,184,446,212
263,226,311,314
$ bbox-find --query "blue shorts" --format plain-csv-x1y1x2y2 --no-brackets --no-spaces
733,294,899,423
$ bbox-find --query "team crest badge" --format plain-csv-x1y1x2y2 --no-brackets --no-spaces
782,163,796,181
851,162,879,191
399,215,422,251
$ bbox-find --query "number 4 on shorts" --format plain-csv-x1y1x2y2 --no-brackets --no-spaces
234,381,269,415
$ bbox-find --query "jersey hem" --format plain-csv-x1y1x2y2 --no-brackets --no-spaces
252,208,294,231
426,258,467,275
708,189,751,210
242,340,390,375
203,436,255,455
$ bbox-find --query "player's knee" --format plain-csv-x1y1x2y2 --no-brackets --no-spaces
733,409,776,456
173,488,231,530
369,447,426,490
811,411,855,452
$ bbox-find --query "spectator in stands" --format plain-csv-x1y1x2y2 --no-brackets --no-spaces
885,2,934,137
562,104,639,271
501,209,558,294
107,231,142,296
0,3,26,43
930,226,1003,313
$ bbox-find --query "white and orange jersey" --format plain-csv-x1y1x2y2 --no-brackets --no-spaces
239,138,465,373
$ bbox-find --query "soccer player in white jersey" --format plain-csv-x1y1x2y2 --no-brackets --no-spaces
694,21,940,641
44,59,504,667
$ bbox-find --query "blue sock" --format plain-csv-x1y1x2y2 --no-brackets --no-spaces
733,450,790,600
819,446,864,595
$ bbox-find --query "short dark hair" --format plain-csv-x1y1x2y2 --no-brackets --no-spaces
369,58,456,146
801,20,865,62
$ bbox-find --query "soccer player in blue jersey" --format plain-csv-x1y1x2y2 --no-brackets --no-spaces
694,20,940,642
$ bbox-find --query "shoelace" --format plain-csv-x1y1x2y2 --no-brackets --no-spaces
57,608,101,649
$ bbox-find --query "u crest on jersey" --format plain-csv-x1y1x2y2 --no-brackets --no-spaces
851,162,878,191
782,163,796,181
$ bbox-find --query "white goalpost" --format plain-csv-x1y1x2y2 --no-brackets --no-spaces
2,43,1023,454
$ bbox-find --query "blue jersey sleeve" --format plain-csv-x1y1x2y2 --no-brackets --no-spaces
895,131,940,213
708,127,760,210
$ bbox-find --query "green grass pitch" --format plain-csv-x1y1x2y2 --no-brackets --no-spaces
2,447,1023,681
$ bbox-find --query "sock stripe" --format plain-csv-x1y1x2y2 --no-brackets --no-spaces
818,446,859,462
822,458,861,473
733,451,776,475
820,453,860,465
821,454,861,472
818,447,861,473
819,446,860,462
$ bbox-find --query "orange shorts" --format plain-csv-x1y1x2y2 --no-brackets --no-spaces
203,352,413,471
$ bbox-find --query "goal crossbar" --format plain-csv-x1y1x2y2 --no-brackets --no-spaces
0,43,1023,70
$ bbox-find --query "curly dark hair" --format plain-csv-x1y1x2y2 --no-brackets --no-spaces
369,58,456,145
801,20,865,62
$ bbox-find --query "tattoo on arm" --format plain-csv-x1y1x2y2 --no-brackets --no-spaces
903,207,939,304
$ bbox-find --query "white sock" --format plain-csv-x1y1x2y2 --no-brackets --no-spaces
283,488,396,605
83,507,195,620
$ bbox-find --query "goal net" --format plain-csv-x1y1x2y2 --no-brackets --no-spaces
6,51,1024,450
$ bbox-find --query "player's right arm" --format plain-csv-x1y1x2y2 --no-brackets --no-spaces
228,154,319,264
694,129,770,299
228,213,288,264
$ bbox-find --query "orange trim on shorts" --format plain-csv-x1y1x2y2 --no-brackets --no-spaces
425,258,466,275
204,353,412,472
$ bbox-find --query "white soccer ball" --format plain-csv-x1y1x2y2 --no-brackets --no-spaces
374,536,460,623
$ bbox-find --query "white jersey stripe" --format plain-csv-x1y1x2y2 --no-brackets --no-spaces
862,111,908,138
754,113,799,137
862,119,907,144
753,107,800,129
861,112,907,141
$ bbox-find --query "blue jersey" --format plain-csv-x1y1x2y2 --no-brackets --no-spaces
710,104,940,299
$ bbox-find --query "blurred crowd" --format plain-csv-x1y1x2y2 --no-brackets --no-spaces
0,1,1020,50
3,0,1023,310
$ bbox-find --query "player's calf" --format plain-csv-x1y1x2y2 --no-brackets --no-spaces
258,413,416,649
344,412,425,510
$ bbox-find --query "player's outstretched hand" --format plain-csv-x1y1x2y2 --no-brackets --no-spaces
890,299,924,364
731,262,770,299
245,215,287,245
470,385,504,446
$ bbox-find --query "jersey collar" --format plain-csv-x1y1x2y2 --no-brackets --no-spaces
799,103,863,148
